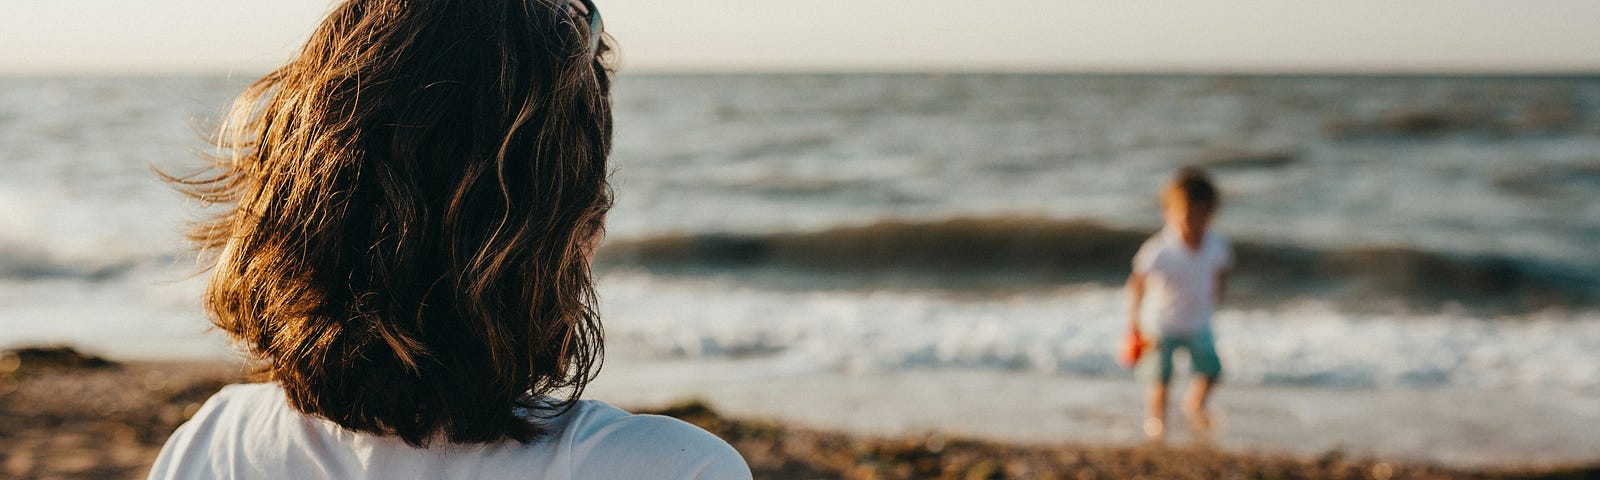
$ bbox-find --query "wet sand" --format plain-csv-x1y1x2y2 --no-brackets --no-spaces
0,348,1592,480
586,357,1600,470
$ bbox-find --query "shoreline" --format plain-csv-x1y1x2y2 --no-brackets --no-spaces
585,356,1600,471
1,350,1595,479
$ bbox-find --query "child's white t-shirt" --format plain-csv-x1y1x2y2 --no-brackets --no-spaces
146,383,752,480
1133,228,1232,337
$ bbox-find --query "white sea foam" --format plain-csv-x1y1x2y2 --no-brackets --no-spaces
597,272,1600,392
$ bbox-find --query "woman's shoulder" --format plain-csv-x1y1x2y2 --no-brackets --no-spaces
208,382,286,403
146,383,294,479
177,382,288,425
561,400,752,479
155,386,750,479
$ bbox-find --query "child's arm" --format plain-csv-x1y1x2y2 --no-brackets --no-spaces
1126,272,1146,333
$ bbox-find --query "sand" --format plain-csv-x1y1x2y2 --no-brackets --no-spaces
585,356,1600,470
0,351,237,480
0,347,1593,480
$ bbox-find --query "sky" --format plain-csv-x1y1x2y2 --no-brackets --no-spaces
3,0,1599,74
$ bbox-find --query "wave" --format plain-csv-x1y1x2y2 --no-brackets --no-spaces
0,242,141,281
596,216,1600,313
1322,102,1585,139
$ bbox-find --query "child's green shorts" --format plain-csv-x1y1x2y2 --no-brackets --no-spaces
1137,328,1222,383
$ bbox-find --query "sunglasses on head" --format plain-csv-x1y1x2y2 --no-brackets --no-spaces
565,0,604,57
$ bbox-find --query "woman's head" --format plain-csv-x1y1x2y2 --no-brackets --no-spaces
172,0,615,446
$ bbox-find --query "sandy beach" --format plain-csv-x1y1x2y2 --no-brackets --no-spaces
586,356,1600,470
2,347,1594,480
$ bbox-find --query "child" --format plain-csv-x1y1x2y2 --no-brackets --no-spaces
1126,167,1231,442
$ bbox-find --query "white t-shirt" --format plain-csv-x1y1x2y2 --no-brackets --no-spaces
147,383,752,480
1132,228,1232,337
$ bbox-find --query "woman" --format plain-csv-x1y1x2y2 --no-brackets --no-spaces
148,0,750,478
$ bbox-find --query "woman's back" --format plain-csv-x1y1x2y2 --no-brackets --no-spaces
150,384,748,480
151,0,750,477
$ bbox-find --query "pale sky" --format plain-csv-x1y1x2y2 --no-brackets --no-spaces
3,0,1599,74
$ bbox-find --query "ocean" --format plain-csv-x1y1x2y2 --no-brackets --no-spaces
3,73,1599,464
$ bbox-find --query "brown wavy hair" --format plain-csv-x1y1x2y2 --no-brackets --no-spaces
168,0,614,446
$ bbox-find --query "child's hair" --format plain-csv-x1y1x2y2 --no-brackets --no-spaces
166,0,615,447
1163,166,1220,209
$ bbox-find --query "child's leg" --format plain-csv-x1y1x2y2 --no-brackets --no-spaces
1183,375,1215,412
1146,381,1168,440
1182,375,1214,433
1183,329,1223,434
1141,339,1177,441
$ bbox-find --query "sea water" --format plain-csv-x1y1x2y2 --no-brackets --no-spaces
2,74,1599,464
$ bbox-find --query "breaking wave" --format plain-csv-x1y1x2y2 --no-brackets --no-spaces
0,241,142,281
597,216,1600,313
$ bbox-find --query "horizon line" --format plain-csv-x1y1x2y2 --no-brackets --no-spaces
5,65,1600,78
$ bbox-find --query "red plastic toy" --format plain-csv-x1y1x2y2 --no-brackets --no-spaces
1117,330,1149,369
